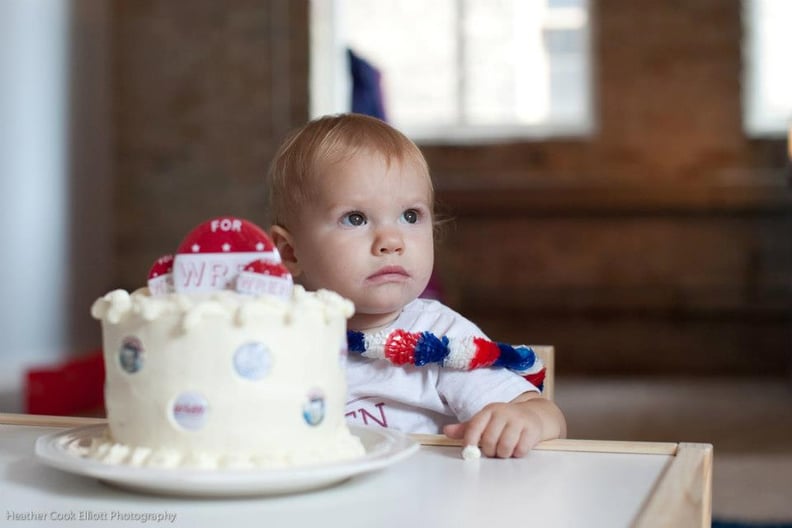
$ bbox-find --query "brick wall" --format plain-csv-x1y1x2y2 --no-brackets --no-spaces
111,0,308,290
111,0,791,375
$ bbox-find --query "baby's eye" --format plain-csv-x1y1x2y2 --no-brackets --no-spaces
400,209,419,224
341,212,367,227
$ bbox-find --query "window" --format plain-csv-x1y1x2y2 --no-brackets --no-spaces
743,0,792,136
310,0,592,143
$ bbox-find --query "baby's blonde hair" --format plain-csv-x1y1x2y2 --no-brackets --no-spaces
266,113,431,227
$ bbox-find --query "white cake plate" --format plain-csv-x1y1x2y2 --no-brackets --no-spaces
34,424,419,497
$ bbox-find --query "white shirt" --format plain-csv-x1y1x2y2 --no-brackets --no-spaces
344,299,538,433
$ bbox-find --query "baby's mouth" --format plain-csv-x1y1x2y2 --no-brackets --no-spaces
367,266,410,282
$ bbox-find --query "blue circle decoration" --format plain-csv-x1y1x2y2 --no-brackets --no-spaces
233,342,272,380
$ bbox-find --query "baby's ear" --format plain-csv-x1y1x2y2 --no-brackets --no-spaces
270,225,302,277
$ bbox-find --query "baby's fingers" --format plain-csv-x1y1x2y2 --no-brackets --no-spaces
507,426,542,458
478,414,509,457
495,422,524,458
461,408,494,451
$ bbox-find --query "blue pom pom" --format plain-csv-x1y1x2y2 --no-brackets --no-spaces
347,331,366,354
414,332,450,366
493,344,536,371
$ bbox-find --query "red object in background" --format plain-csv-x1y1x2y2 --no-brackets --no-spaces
25,350,105,415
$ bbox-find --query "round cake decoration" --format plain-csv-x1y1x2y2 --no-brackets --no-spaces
235,259,293,299
172,217,281,294
119,336,144,374
233,342,272,380
147,254,175,296
172,392,209,431
302,390,326,426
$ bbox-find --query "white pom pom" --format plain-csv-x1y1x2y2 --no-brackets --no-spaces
461,444,481,460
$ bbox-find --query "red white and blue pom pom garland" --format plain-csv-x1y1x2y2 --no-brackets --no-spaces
347,329,546,392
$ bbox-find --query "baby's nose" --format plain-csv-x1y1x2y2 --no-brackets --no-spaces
375,228,404,254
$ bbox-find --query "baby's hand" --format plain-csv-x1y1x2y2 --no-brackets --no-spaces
443,402,542,458
442,392,566,458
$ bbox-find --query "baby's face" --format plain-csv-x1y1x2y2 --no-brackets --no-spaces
289,150,434,329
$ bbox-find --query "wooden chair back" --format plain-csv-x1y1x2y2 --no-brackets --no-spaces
532,345,555,401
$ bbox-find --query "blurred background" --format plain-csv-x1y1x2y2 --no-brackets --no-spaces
0,0,790,523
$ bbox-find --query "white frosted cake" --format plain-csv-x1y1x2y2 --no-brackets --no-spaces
86,217,365,469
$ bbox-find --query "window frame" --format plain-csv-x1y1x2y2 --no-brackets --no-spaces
310,0,594,144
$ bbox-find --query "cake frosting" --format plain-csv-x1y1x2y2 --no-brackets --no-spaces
87,217,365,469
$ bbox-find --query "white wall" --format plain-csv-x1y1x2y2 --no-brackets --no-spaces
0,0,112,395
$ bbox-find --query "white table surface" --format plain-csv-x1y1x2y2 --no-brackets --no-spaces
0,424,680,528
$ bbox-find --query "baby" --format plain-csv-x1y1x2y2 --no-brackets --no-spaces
267,113,566,457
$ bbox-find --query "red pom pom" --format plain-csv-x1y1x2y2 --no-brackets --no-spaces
384,329,420,366
524,370,546,390
469,338,500,368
